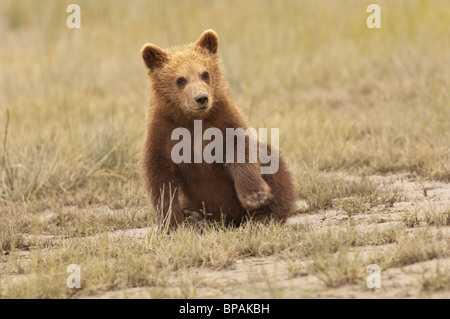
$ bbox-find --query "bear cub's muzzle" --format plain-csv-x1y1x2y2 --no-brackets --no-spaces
194,94,209,109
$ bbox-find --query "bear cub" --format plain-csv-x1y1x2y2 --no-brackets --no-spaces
141,30,296,227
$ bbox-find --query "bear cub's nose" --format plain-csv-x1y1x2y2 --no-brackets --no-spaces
195,94,209,108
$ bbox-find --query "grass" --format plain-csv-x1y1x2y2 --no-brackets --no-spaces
297,171,397,212
310,248,365,287
0,0,449,298
419,261,450,292
0,222,400,298
369,228,449,269
403,206,450,228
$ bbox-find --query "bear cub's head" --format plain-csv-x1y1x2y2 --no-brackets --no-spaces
141,30,224,118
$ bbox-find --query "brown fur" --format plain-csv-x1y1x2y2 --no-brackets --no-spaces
141,30,297,227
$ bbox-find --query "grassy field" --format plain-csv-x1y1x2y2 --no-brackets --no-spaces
0,0,449,298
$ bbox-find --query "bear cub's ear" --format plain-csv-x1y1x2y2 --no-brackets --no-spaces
196,30,219,54
141,44,168,71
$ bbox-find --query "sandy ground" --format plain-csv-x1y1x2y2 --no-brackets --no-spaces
2,174,449,298
90,174,450,298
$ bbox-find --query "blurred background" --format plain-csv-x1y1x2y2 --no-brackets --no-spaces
0,0,449,203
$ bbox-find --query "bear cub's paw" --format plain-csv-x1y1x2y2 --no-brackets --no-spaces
237,179,273,210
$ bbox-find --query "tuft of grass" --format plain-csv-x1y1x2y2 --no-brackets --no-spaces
310,248,365,287
403,209,421,228
419,261,450,292
286,261,309,279
403,206,450,228
296,171,401,213
370,229,449,269
0,221,27,254
339,197,368,217
423,207,450,227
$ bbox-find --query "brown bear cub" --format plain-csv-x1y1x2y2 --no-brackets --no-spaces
141,30,296,227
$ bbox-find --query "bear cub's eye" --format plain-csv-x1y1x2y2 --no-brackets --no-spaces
176,77,187,86
201,71,210,81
